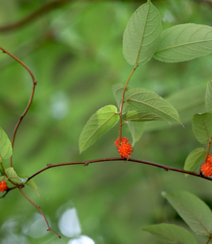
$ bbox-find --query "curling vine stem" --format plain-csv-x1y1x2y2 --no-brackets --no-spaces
0,47,37,167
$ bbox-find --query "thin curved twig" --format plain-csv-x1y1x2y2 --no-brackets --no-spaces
0,0,72,33
19,188,61,239
26,157,212,183
0,47,37,167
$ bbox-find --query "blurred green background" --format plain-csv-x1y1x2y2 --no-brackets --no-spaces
0,0,212,243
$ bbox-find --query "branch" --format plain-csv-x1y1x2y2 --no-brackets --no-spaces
195,0,212,7
0,0,72,33
26,157,212,183
0,47,37,167
0,185,20,199
19,188,61,239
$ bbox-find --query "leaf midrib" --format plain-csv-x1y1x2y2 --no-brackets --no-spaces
81,111,117,148
126,92,179,122
155,38,212,54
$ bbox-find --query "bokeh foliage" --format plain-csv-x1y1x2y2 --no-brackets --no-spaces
0,0,212,243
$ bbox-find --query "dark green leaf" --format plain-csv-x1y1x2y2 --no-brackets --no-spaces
0,127,12,159
125,111,166,122
79,105,119,153
125,88,181,124
154,24,212,63
143,223,197,244
123,0,162,65
162,191,212,235
205,81,212,113
184,147,205,172
145,86,205,131
192,113,212,144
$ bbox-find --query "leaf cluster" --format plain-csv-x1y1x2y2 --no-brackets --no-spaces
143,191,212,244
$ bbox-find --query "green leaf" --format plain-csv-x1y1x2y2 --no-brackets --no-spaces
144,85,205,131
0,127,12,159
143,223,197,244
192,113,212,144
123,0,162,66
5,167,23,184
127,121,144,146
79,105,119,153
125,111,167,122
112,83,124,108
205,81,212,113
162,191,212,235
154,23,212,63
0,175,8,182
125,88,181,124
184,147,205,172
26,179,40,197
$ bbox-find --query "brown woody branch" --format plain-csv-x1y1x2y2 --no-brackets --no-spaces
26,157,212,183
0,0,73,33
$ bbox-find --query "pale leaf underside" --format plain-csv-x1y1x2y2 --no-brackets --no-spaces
154,23,212,63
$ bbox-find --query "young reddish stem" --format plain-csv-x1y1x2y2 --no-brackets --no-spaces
198,138,212,174
118,65,138,143
204,139,212,163
19,188,61,239
206,236,212,244
0,47,37,167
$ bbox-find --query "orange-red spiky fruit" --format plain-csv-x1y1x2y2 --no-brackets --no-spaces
115,137,132,158
0,181,8,192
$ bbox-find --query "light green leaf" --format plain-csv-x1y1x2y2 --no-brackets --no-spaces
79,105,119,153
125,88,181,124
125,111,166,122
127,121,144,146
5,167,23,184
0,127,12,159
143,223,197,244
184,147,205,172
162,191,212,235
26,179,40,197
192,113,212,144
123,0,162,65
205,81,212,113
154,23,212,63
0,175,8,182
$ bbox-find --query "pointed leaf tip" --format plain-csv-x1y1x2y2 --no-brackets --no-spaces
163,191,212,235
125,87,181,124
26,179,40,197
123,0,162,66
